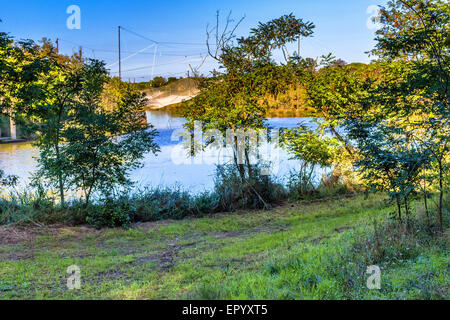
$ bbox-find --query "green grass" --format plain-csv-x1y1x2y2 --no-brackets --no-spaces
0,194,448,300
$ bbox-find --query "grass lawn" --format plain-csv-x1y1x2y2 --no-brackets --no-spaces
0,194,448,300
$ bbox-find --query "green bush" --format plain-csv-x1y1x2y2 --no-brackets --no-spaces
130,187,219,222
85,197,134,229
0,190,57,225
214,164,287,211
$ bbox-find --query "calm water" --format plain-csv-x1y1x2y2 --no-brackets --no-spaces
0,109,316,193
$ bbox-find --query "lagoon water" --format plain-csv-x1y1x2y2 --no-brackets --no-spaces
0,109,317,193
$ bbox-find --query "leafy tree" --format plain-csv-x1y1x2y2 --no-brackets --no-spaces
304,62,369,156
281,124,339,195
30,49,83,205
151,76,167,88
374,0,449,104
184,13,315,185
346,120,429,222
368,0,449,229
167,77,179,84
60,60,160,205
0,29,50,187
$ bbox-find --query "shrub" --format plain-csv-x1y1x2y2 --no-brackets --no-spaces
85,197,134,229
0,190,57,225
130,187,217,222
214,164,287,211
286,169,318,200
286,169,358,200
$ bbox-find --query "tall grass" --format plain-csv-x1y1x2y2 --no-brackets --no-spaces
214,164,287,212
0,166,381,228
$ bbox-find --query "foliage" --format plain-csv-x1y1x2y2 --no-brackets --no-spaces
183,13,315,206
347,0,449,230
214,164,287,211
0,170,17,188
85,197,134,229
0,31,53,183
151,76,167,88
24,45,83,205
281,123,340,196
304,63,370,156
346,120,430,221
59,60,160,205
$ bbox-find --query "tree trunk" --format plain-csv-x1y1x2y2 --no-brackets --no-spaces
244,147,253,180
329,125,353,157
396,195,402,222
424,189,430,227
58,174,65,206
9,116,17,140
233,136,246,183
404,196,410,229
438,159,444,232
55,143,65,206
85,187,93,208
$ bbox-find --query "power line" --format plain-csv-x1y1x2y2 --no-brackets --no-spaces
120,26,215,46
120,26,159,44
110,55,207,74
58,38,208,57
107,43,156,68
57,26,215,78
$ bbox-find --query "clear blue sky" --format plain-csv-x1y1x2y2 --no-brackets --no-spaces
0,0,387,81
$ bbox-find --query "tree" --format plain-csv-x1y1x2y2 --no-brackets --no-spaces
0,29,50,188
184,13,315,184
281,124,339,195
30,48,83,205
60,60,160,205
304,61,370,157
151,76,166,88
370,0,449,230
374,0,449,104
346,119,429,222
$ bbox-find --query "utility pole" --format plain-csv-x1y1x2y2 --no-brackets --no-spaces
56,38,59,53
79,46,83,60
297,35,301,109
118,26,122,80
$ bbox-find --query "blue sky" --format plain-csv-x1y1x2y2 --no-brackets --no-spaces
0,0,387,81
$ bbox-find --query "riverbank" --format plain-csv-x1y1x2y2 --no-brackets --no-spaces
0,138,28,144
0,194,447,300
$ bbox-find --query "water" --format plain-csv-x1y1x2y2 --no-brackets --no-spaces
0,109,315,193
